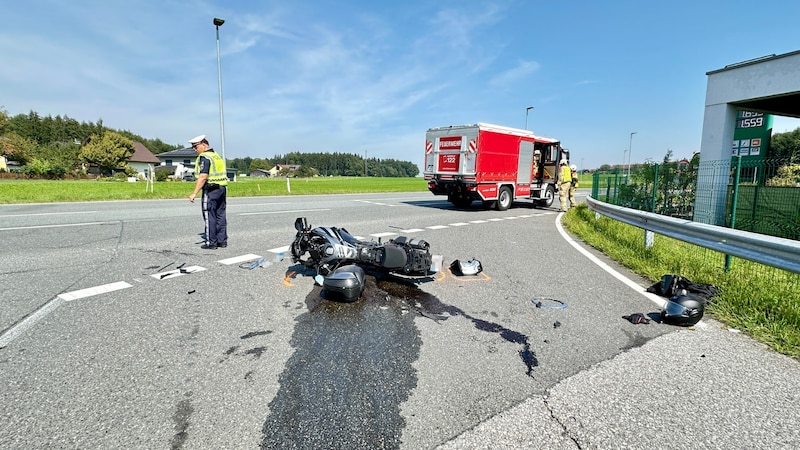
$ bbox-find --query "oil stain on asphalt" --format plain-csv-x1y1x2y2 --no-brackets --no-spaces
260,273,536,449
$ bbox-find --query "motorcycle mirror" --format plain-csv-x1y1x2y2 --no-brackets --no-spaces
294,217,308,232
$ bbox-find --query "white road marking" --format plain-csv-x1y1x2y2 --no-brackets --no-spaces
488,218,505,222
58,281,133,302
269,246,290,254
470,220,488,224
426,225,449,230
0,297,64,348
0,221,116,231
0,211,97,218
449,222,470,226
555,213,667,308
218,254,262,265
371,232,398,238
400,228,425,233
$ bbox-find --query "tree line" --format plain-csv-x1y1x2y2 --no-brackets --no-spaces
0,109,419,178
228,152,419,177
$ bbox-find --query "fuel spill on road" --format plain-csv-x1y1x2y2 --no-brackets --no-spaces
260,273,537,448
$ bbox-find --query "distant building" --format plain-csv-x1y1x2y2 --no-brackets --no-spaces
249,169,272,177
127,142,161,178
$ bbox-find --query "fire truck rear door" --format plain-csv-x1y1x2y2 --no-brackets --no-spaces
517,140,533,184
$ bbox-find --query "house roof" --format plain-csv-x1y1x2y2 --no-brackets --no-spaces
129,142,161,163
156,147,199,159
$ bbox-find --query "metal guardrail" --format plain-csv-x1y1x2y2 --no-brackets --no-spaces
586,196,800,275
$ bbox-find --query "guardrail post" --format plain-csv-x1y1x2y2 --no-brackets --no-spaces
725,156,743,272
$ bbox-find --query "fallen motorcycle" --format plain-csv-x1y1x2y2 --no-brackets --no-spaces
290,217,434,276
290,217,435,301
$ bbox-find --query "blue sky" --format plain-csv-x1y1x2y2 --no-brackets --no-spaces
3,0,800,172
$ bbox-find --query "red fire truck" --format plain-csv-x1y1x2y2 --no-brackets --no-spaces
423,123,568,210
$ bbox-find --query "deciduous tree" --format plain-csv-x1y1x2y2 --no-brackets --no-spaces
79,131,135,175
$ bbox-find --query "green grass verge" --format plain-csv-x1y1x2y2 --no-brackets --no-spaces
562,204,800,359
0,177,429,204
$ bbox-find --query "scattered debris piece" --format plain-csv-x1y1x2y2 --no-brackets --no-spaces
647,274,719,303
553,321,562,329
622,313,651,324
531,298,567,309
156,262,175,272
187,290,196,294
449,258,483,276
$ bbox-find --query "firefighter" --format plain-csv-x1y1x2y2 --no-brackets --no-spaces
188,134,228,249
569,164,579,209
558,159,572,212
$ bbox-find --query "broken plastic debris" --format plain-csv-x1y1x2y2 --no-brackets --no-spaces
241,253,285,270
449,258,482,276
430,255,444,273
531,298,567,309
187,290,196,294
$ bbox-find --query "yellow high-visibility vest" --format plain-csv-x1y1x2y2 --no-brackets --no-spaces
195,151,228,186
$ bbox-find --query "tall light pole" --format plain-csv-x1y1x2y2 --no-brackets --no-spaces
214,17,227,163
525,106,534,130
627,131,637,181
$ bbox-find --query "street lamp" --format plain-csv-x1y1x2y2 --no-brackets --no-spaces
525,106,534,130
627,131,637,181
214,17,227,163
623,148,629,178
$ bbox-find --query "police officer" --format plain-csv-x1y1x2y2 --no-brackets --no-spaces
188,135,228,249
558,159,572,212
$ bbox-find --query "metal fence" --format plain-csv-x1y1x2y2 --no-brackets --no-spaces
592,157,800,241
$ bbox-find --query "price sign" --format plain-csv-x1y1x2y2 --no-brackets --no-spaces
732,110,771,160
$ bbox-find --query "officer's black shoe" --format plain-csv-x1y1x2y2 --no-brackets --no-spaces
200,244,217,250
218,243,227,248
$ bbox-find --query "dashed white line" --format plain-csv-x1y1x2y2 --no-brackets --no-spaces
371,232,398,238
58,281,133,301
449,222,470,226
426,225,449,230
470,220,488,224
218,254,262,265
400,228,425,233
269,246,290,254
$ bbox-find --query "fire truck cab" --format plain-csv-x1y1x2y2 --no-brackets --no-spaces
423,123,568,210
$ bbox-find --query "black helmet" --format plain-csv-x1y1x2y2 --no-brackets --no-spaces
660,291,704,326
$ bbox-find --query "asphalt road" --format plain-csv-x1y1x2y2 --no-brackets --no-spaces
1,190,798,449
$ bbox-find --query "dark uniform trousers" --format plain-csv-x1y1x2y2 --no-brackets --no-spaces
202,184,227,246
